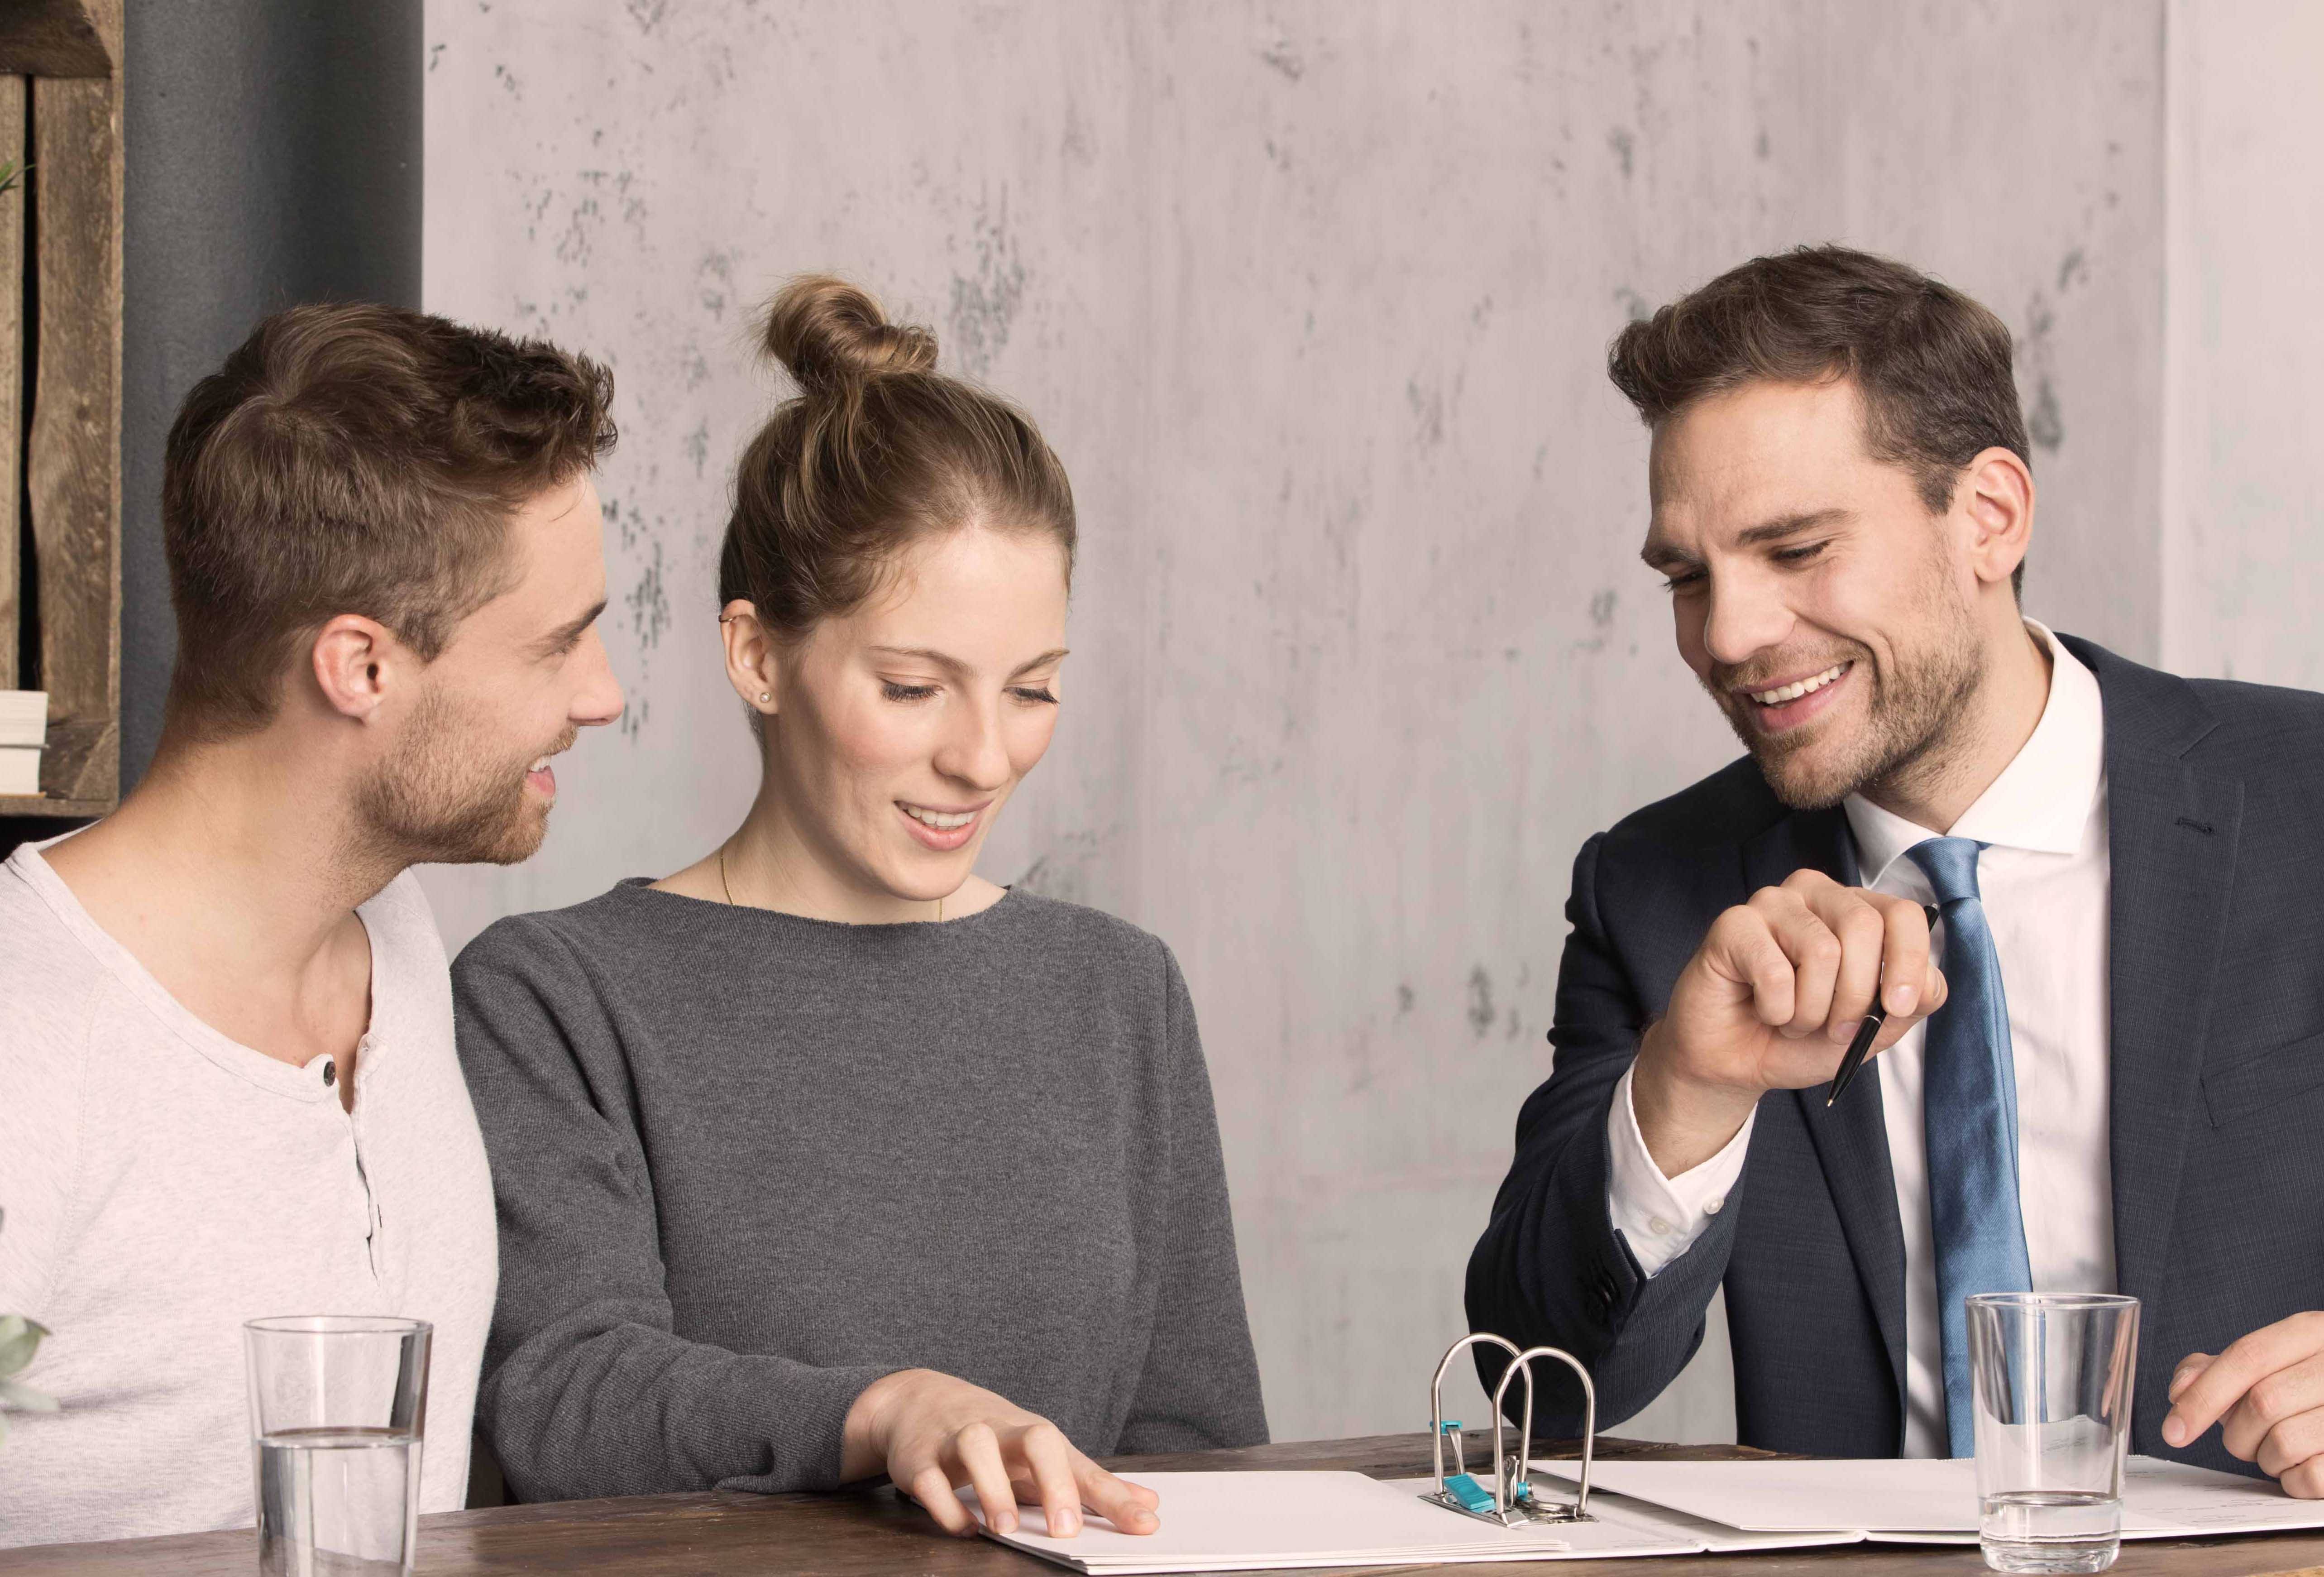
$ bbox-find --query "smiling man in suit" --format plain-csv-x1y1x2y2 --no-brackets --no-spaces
1467,245,2324,1491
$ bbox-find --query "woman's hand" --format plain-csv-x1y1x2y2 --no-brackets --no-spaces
840,1368,1163,1538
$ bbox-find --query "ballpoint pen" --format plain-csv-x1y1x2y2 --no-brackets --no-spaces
1826,904,1942,1107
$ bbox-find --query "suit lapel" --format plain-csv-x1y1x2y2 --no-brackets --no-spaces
2080,642,2244,1321
1742,807,1911,1419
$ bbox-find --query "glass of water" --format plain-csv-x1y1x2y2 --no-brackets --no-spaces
1967,1293,2141,1574
244,1315,431,1577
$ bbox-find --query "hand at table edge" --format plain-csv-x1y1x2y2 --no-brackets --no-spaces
2163,1310,2324,1498
838,1367,1164,1538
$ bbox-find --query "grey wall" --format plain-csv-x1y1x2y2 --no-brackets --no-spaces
121,0,423,787
417,0,2216,1443
2161,0,2324,690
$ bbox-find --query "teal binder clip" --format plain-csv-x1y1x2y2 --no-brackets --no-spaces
1423,1333,1596,1528
1435,1422,1498,1514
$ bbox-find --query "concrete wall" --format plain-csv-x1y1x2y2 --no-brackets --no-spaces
420,0,2175,1443
2161,0,2324,690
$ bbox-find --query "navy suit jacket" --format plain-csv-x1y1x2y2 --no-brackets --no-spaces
1466,637,2324,1472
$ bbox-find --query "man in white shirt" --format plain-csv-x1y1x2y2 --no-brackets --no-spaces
0,304,625,1545
1468,246,2324,1494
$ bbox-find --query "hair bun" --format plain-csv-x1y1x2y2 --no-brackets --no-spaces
759,275,937,395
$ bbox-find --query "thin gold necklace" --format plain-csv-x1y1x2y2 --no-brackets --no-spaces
719,844,942,920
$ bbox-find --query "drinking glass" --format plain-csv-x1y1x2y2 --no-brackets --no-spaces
1967,1293,2140,1574
244,1316,431,1577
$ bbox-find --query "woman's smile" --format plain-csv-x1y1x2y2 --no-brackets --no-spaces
896,799,988,851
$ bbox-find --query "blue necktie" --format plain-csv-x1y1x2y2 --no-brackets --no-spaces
1906,836,2034,1457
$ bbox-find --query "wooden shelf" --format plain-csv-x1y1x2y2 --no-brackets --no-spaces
0,2,113,79
0,0,123,824
0,794,110,817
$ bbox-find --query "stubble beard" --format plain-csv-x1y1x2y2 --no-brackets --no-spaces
355,689,569,868
1710,582,1987,814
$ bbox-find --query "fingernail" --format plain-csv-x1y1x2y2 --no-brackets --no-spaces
1830,1019,1861,1045
1053,1510,1079,1537
2163,1417,2188,1447
1779,1024,1809,1040
1891,983,1918,1015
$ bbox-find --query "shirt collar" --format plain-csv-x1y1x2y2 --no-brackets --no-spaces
1843,621,2105,886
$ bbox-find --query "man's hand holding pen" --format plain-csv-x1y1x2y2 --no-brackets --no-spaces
1631,869,1950,1178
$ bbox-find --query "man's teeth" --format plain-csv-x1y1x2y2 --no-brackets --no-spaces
1748,662,1850,706
529,757,552,772
903,805,976,831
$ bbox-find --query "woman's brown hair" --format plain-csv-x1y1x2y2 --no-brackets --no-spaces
718,276,1075,639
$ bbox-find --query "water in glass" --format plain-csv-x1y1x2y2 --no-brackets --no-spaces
256,1426,420,1577
1979,1488,2122,1574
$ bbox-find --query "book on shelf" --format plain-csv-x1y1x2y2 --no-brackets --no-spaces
0,690,49,749
0,744,43,796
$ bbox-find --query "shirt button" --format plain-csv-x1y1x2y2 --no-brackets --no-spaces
1648,1216,1673,1236
321,1060,336,1087
1703,1197,1724,1216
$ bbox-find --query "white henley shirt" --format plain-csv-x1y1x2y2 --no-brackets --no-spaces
0,838,497,1547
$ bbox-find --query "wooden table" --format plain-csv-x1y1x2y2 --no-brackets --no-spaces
8,1433,2324,1576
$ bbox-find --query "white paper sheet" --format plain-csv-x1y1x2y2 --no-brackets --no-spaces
1528,1454,2324,1539
2116,1457,2324,1535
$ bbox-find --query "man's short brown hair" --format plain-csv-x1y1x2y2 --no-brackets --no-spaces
1608,245,2030,531
161,303,616,735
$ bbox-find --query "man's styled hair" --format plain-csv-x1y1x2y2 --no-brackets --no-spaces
161,303,617,736
1607,246,2031,586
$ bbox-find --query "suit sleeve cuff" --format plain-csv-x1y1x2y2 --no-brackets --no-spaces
1604,1063,1752,1278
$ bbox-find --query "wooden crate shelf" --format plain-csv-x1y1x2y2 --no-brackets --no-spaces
1,0,122,820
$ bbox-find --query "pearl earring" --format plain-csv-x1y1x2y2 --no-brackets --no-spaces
758,692,771,704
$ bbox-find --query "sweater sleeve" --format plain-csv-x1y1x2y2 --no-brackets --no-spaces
1114,946,1270,1452
452,917,894,1501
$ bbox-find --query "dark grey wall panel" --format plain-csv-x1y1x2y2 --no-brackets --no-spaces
120,0,422,787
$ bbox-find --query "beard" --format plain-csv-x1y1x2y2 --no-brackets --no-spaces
355,687,574,867
1706,575,1986,813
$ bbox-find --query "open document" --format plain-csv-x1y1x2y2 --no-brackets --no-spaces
1529,1455,2324,1543
974,1458,2324,1572
968,1470,1860,1573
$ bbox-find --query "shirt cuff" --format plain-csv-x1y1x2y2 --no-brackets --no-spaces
1604,1063,1753,1278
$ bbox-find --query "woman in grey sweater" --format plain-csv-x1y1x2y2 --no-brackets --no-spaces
452,277,1266,1541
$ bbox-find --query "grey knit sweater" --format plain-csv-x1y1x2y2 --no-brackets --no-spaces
452,882,1267,1503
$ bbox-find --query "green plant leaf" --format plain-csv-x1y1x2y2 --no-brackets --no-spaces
0,1314,50,1378
0,1377,56,1412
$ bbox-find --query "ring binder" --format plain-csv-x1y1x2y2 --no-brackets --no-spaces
1422,1332,1596,1527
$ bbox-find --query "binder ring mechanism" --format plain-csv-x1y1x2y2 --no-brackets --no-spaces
1423,1333,1595,1528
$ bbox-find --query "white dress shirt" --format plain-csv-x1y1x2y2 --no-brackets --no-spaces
1606,623,2115,1456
